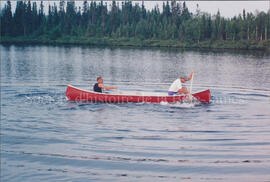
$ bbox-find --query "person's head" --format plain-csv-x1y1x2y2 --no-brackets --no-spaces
180,77,187,83
97,76,103,83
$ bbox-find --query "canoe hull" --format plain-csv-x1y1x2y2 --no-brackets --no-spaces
66,85,211,103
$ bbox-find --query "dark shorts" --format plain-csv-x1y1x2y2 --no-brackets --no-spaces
168,91,177,96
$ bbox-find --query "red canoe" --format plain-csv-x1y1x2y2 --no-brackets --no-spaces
66,85,211,103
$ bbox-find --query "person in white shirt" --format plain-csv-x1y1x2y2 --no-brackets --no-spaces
168,71,194,96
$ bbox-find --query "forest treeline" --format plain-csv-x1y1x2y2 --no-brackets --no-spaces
1,0,270,49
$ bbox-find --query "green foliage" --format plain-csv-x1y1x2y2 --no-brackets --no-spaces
1,0,269,50
49,25,61,40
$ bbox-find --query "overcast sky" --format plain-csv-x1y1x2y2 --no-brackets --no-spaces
146,1,269,17
2,1,269,18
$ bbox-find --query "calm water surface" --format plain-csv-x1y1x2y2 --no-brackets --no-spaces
1,44,270,182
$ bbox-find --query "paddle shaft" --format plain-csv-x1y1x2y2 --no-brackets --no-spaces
189,71,194,94
187,71,194,103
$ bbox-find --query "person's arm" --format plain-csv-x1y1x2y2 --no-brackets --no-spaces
187,70,194,81
98,83,117,90
177,86,189,95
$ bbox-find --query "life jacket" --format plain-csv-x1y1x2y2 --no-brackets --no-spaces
93,83,102,93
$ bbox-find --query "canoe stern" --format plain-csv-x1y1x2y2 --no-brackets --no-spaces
192,89,211,103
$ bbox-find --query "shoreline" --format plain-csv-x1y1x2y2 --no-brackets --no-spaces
1,36,270,52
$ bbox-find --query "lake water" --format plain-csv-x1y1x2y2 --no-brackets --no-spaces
1,44,270,182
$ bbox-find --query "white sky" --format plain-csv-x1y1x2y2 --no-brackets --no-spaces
146,1,269,17
1,1,269,18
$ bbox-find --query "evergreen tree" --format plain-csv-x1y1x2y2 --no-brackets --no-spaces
1,0,12,36
13,1,26,36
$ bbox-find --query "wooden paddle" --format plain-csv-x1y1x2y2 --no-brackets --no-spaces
188,70,194,102
190,70,194,94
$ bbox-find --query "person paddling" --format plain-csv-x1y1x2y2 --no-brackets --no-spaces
168,71,194,96
93,76,117,93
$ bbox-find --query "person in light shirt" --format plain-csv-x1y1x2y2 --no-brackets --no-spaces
168,71,194,96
